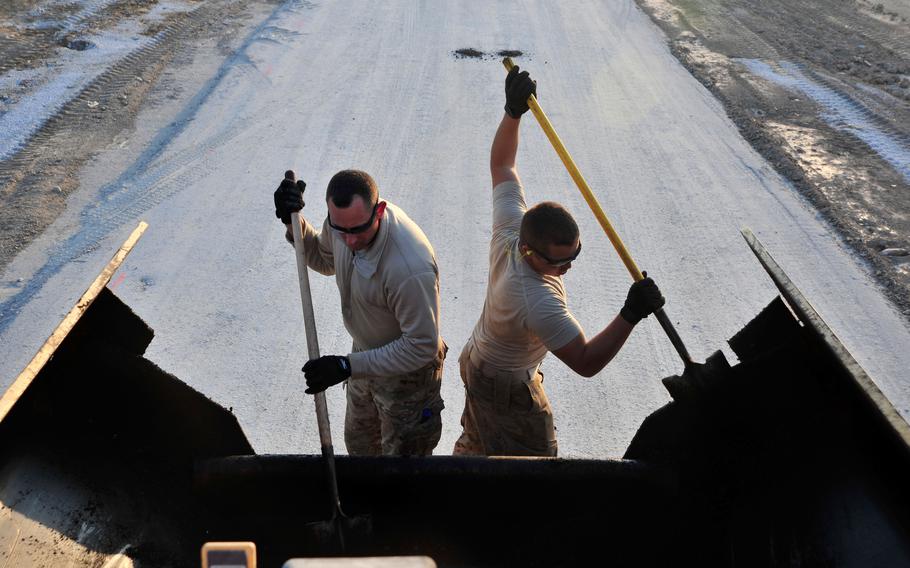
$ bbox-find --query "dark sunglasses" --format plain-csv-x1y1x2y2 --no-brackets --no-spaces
328,203,378,234
529,241,582,267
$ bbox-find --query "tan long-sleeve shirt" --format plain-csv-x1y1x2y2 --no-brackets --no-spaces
297,202,442,379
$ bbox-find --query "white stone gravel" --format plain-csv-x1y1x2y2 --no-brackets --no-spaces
2,0,909,458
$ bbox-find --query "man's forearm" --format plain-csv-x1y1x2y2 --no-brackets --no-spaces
553,314,635,378
347,334,439,379
490,114,521,175
576,315,635,377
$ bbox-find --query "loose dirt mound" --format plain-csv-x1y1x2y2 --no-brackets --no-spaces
0,0,262,273
637,0,910,320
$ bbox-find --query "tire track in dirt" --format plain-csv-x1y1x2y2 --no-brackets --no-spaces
0,0,262,263
830,10,910,62
636,0,910,321
0,5,206,179
56,0,122,32
801,65,910,165
0,8,192,271
0,0,296,332
0,0,137,76
740,59,910,180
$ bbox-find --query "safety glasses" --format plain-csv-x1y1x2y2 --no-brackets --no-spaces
530,241,582,267
328,203,378,234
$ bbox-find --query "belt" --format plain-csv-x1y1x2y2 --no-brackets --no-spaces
467,344,539,382
466,345,541,415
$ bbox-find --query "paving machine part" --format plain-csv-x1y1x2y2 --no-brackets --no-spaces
281,556,436,567
202,542,257,568
1,226,909,566
0,223,253,567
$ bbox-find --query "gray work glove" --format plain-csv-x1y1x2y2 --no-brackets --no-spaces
620,272,665,325
504,65,537,118
274,170,306,224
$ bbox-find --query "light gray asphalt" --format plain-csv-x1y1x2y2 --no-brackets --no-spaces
3,0,909,457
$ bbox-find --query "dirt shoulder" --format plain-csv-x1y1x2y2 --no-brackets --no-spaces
636,0,910,320
0,0,276,274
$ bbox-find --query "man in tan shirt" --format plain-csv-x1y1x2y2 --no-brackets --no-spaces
274,169,445,456
453,66,665,456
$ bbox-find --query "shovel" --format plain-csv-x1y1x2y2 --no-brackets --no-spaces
286,170,371,550
500,58,729,395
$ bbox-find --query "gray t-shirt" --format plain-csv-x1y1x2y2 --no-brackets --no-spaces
469,181,582,371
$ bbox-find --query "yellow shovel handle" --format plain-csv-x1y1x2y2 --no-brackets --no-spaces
502,57,694,366
502,57,643,282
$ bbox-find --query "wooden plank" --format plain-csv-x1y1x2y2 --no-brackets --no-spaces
741,228,910,452
0,222,149,424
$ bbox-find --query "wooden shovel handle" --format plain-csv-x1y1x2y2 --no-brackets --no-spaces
286,171,336,449
502,57,643,281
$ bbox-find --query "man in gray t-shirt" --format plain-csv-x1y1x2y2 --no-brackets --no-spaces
452,66,665,456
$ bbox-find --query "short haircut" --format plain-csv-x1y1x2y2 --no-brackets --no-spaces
325,170,379,208
520,201,579,251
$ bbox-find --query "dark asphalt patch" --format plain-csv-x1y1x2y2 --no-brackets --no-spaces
453,48,526,61
453,47,484,59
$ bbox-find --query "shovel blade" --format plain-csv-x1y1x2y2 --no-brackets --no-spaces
661,351,732,402
303,511,373,554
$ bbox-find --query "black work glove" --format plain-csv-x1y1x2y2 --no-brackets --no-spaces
274,170,306,224
303,355,352,394
620,272,666,325
504,65,537,118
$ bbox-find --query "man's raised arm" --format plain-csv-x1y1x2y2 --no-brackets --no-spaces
491,66,536,188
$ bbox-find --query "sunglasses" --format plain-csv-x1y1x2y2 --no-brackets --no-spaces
529,241,582,267
328,203,378,234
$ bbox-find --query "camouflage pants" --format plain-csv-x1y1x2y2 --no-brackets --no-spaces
344,345,446,456
453,342,557,457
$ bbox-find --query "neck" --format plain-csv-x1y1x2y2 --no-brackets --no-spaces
363,218,383,250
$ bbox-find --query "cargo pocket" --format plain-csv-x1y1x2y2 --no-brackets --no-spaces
522,372,548,414
502,373,535,414
396,395,444,456
522,372,557,456
377,356,445,454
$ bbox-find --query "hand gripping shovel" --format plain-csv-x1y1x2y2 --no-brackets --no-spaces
286,170,371,550
500,58,729,396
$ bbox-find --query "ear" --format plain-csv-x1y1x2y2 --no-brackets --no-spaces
376,200,388,219
518,243,532,257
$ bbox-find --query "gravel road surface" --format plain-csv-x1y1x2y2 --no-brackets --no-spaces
2,0,909,457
